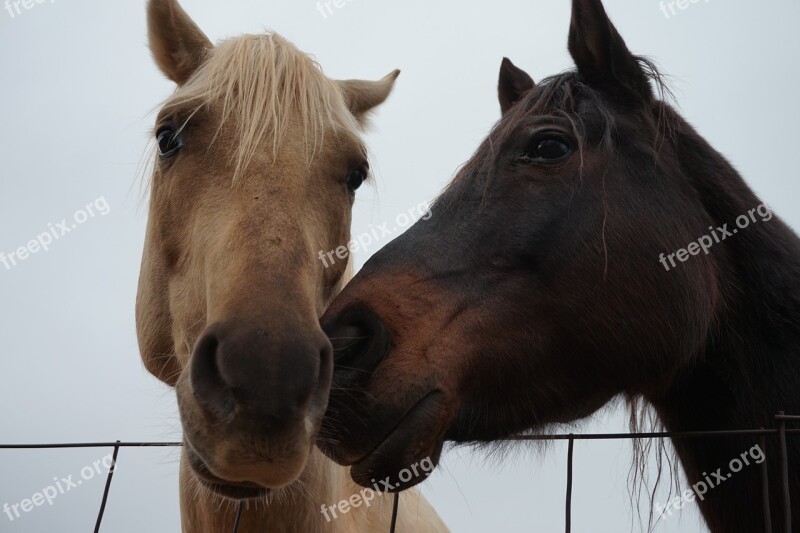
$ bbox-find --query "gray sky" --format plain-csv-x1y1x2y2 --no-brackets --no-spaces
1,0,798,531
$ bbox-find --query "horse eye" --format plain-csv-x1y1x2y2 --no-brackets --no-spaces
346,168,367,192
528,137,571,162
156,127,184,159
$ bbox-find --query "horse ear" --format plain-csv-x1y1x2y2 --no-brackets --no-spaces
337,70,400,124
498,58,536,115
147,0,213,85
568,0,651,102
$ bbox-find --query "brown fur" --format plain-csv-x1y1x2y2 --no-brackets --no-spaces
320,0,800,531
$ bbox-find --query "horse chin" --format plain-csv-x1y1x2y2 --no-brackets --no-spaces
199,480,271,501
346,391,450,491
183,433,311,499
184,446,269,500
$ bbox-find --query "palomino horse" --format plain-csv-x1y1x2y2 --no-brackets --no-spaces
137,0,447,531
320,0,800,530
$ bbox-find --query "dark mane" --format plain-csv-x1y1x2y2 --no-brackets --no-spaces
439,57,676,211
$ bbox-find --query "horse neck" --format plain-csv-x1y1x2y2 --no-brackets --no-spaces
649,121,800,532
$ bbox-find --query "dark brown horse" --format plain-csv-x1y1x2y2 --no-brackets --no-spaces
319,0,800,530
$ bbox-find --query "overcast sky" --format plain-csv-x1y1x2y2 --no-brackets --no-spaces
1,0,798,531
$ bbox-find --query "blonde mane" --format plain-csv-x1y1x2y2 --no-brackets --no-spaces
163,32,359,180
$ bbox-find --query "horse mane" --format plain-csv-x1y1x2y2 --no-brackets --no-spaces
438,56,676,211
162,32,359,181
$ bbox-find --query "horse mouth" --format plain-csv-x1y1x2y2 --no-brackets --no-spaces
186,445,270,501
200,480,270,501
348,391,447,491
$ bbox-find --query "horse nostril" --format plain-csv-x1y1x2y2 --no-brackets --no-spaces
330,324,371,368
189,322,331,430
324,307,391,382
190,328,236,420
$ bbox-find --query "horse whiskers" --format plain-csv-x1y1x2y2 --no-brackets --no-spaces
330,339,370,353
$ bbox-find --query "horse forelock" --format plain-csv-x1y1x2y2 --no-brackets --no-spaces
160,32,360,182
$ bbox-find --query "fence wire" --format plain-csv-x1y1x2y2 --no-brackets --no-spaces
2,414,797,533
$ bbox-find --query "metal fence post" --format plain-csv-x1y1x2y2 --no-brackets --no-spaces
777,412,792,533
390,492,400,533
566,434,574,533
93,441,120,533
759,431,773,533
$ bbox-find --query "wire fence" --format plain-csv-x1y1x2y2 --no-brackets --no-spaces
2,413,797,533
